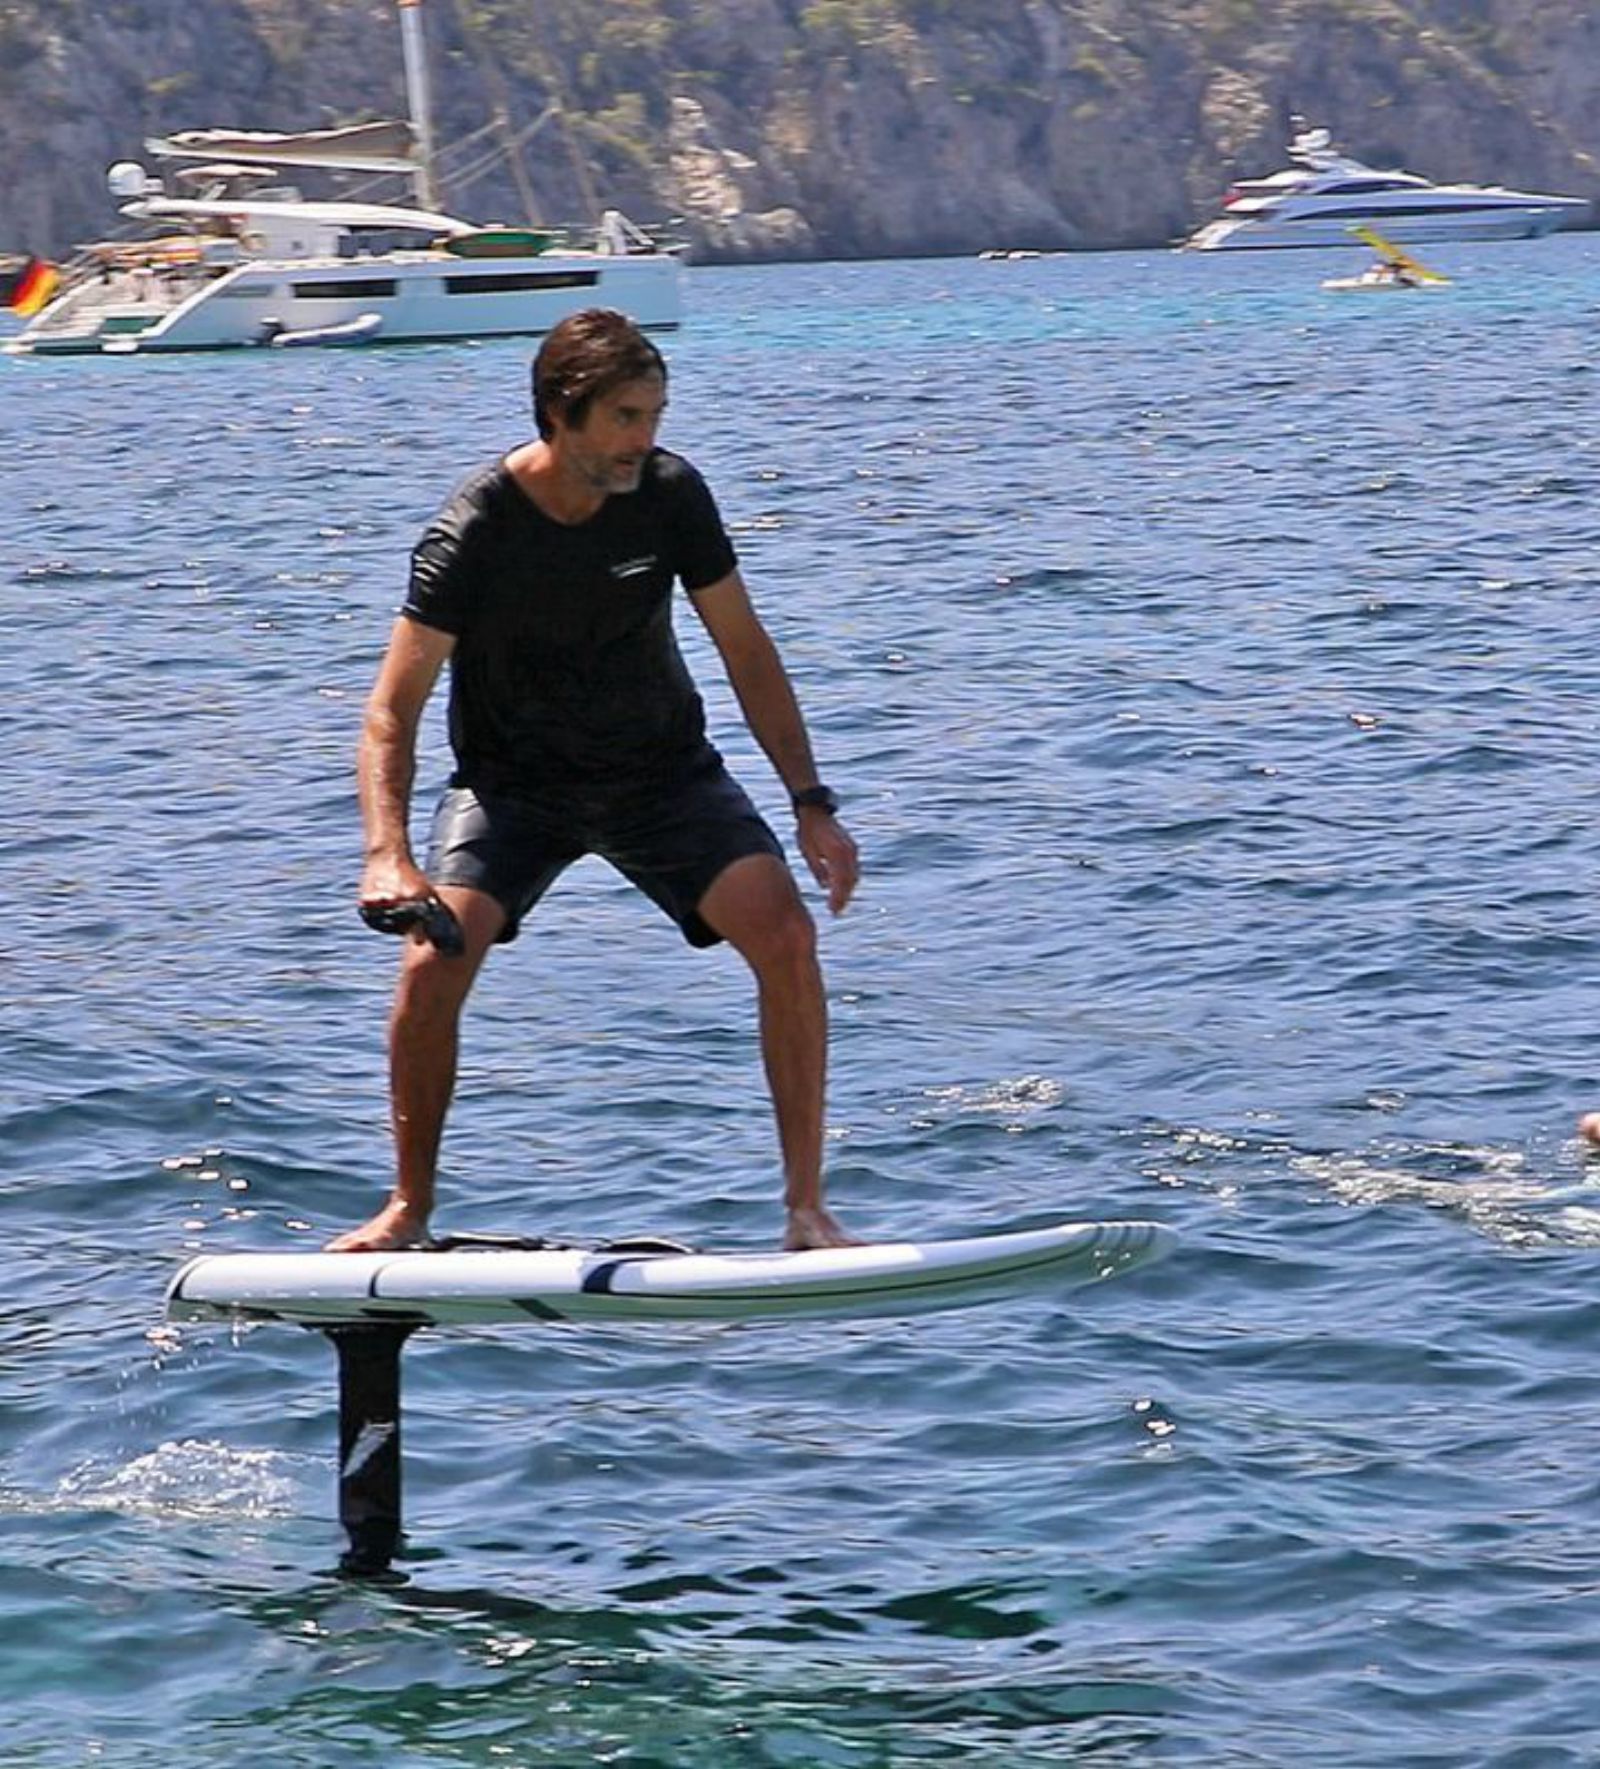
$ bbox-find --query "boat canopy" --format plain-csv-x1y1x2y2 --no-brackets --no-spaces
146,120,419,174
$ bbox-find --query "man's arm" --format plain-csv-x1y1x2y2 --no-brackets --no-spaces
358,615,456,907
692,571,859,915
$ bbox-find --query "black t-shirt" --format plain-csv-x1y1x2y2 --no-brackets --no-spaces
403,448,738,795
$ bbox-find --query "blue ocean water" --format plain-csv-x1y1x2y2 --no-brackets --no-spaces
4,235,1600,1765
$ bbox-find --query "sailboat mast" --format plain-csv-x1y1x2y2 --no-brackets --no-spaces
396,0,441,211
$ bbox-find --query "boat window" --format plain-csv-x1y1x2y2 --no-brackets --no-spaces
1318,178,1417,195
444,270,602,294
1288,199,1525,221
339,229,439,258
292,279,399,298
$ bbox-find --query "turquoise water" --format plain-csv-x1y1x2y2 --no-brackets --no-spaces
4,236,1600,1764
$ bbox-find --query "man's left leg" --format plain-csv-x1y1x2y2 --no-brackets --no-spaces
697,853,858,1249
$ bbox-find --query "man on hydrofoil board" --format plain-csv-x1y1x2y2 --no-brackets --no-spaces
330,309,860,1253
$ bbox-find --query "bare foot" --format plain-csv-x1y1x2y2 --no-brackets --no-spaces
324,1199,432,1252
783,1205,863,1250
1580,1112,1600,1150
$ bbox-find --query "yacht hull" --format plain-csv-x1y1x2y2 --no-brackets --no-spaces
1188,203,1580,251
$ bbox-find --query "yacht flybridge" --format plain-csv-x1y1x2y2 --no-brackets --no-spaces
4,3,680,355
1185,124,1587,251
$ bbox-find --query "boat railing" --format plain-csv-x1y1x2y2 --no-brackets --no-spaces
22,258,204,335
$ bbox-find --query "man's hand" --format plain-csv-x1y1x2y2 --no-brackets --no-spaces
359,849,432,912
795,810,859,916
358,857,465,953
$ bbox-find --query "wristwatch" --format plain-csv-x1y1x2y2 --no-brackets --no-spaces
791,783,840,816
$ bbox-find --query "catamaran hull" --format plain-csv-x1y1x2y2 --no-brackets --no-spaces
4,251,681,356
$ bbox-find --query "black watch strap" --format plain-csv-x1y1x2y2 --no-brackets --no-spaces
791,784,840,815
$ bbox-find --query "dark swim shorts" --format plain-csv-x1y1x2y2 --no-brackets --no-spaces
425,760,784,948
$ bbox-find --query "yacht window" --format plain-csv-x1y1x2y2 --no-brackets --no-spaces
1291,199,1522,221
1319,178,1416,195
444,270,602,294
340,229,438,258
292,278,399,298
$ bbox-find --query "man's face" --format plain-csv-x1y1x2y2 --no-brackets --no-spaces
554,371,667,496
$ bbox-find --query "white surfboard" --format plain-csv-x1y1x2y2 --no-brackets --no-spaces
165,1220,1176,1328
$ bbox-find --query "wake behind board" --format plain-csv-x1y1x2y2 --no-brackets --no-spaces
166,1219,1176,1329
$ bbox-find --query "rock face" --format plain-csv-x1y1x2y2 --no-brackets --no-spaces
1,0,1596,262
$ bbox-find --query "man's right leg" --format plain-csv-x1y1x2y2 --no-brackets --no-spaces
326,884,506,1251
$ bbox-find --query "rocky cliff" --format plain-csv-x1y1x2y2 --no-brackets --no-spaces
2,0,1596,262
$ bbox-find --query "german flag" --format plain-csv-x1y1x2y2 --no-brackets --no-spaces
4,256,61,318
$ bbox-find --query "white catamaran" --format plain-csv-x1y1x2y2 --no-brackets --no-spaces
4,0,681,356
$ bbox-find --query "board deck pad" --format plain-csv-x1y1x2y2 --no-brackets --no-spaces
166,1220,1177,1327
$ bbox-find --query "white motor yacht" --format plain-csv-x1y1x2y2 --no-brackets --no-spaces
1185,123,1588,250
4,3,681,356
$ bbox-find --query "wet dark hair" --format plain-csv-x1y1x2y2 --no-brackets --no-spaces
530,308,667,439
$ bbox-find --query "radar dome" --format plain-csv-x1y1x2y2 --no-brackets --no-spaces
107,161,150,198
